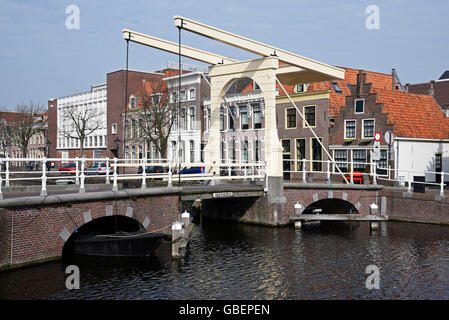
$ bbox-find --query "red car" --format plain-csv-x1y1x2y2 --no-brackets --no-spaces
59,163,77,175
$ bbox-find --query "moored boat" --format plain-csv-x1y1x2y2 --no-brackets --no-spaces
73,231,168,257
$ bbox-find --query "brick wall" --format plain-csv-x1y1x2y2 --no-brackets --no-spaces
0,194,179,271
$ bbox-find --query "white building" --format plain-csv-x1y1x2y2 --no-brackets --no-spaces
56,83,108,159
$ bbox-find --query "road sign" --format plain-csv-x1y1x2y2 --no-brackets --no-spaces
374,132,382,142
384,131,394,145
373,140,381,161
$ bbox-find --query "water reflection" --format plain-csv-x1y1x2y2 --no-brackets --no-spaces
0,220,448,300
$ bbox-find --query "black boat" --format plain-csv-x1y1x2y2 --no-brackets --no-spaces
73,231,169,257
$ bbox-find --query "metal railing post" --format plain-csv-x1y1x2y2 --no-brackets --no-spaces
0,165,3,200
168,161,172,187
79,158,86,194
141,157,147,189
350,158,354,184
302,159,306,183
75,157,80,185
105,157,110,185
326,160,330,183
440,172,445,197
5,157,10,187
112,157,118,192
407,170,412,194
372,159,377,185
40,157,47,197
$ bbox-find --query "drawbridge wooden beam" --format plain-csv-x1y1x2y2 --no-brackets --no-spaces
174,15,345,81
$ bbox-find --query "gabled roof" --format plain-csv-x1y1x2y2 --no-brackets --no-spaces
439,70,449,80
373,89,449,139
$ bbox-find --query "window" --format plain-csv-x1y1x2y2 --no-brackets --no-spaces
334,150,348,171
295,139,306,171
190,140,195,162
221,141,225,162
347,84,354,92
189,88,196,100
253,104,262,129
171,141,177,161
355,99,365,114
189,106,195,131
88,136,92,147
152,143,158,160
242,139,248,163
363,119,375,138
240,106,248,130
254,140,261,162
345,120,356,139
311,138,323,171
151,94,161,106
99,136,103,147
353,149,367,171
180,108,187,130
296,84,306,92
282,139,291,153
130,96,138,109
111,123,117,134
207,107,211,131
220,107,224,131
286,108,296,129
331,82,342,94
304,106,316,127
170,92,177,103
180,90,186,101
229,106,236,130
376,149,388,175
254,81,260,90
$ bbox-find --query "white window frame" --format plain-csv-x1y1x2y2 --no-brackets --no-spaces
354,99,365,114
111,123,117,134
362,118,375,139
344,120,357,140
188,88,196,101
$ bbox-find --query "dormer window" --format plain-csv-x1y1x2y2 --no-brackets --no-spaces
253,81,260,90
296,83,308,93
331,82,343,94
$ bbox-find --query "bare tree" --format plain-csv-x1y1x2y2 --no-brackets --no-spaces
8,102,46,160
132,80,178,159
58,104,103,158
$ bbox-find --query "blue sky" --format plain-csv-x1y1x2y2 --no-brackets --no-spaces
1,0,448,108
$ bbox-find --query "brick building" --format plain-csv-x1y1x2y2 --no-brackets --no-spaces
406,70,449,115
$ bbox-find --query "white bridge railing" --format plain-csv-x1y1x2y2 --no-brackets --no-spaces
0,157,265,198
282,158,447,197
0,157,446,198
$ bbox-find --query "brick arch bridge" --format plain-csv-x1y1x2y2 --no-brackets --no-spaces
0,188,180,271
0,184,383,271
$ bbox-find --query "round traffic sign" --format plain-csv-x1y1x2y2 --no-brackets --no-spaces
374,132,381,142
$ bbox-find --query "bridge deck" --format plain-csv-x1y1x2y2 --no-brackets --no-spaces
290,214,388,221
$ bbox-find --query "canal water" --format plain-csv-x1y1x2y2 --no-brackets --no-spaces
0,220,448,300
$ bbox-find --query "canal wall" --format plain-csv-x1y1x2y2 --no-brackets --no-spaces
381,188,449,225
0,188,180,271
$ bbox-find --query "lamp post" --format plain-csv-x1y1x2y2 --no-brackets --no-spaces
114,137,121,157
46,140,51,171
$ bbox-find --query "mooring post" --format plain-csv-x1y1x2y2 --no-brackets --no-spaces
370,203,380,231
172,221,184,258
294,202,303,229
181,210,190,227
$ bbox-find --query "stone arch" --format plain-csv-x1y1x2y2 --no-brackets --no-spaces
304,198,359,215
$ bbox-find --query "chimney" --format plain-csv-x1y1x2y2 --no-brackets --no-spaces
391,69,396,90
357,70,366,97
405,83,410,93
428,80,435,97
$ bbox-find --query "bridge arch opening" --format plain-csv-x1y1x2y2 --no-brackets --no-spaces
62,216,143,259
304,198,359,215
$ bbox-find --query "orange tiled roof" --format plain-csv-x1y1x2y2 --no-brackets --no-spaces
373,89,449,139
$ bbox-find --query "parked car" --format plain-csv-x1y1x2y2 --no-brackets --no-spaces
137,166,164,174
59,162,77,175
84,162,114,175
179,166,204,174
